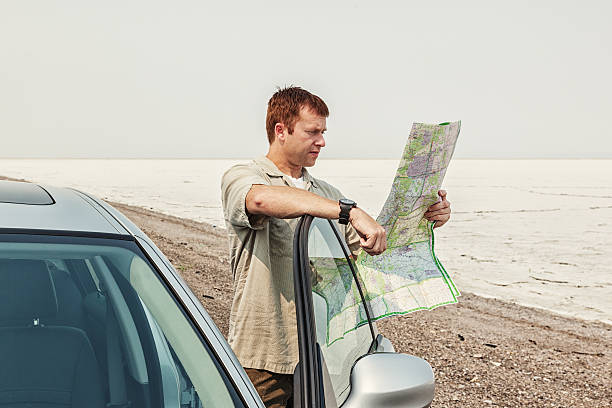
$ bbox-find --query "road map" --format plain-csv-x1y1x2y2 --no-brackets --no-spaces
312,121,461,345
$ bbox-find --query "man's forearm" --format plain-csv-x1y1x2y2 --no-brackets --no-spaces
247,184,387,255
246,185,340,219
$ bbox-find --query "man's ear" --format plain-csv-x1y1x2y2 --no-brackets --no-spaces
274,123,286,142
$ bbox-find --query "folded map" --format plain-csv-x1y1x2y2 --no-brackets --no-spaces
312,121,461,345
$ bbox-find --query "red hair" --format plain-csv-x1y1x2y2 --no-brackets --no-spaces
266,86,329,143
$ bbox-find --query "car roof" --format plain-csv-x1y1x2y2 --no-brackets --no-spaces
0,180,131,236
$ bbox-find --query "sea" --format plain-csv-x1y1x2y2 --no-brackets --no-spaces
1,158,610,325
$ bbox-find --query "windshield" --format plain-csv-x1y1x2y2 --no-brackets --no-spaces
0,233,243,408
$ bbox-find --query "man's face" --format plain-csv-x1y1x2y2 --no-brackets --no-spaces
279,107,327,168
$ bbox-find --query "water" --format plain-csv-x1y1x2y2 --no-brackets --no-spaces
1,158,610,324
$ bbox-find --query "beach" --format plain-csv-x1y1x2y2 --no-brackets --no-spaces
79,197,612,407
1,165,611,406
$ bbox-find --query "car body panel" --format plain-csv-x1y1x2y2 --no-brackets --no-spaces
0,184,122,234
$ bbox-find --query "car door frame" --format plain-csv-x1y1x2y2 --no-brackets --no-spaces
293,215,324,408
292,215,378,408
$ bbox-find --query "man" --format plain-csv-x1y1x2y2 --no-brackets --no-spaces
221,87,451,407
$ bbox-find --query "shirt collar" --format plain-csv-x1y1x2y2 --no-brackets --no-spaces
301,167,318,188
254,156,284,177
253,156,319,189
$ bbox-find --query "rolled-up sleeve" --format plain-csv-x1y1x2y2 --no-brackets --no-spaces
345,223,362,258
221,164,270,230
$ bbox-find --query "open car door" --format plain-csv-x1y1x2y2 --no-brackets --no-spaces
293,215,436,408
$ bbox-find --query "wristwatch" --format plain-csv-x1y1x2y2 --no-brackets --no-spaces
338,198,357,225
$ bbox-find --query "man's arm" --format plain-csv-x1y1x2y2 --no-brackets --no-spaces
247,185,386,255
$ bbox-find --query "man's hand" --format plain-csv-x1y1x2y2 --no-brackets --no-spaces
349,207,387,255
424,190,451,228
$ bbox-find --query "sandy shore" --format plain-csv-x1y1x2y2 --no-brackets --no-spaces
110,201,610,408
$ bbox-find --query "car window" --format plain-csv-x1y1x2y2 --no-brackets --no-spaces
0,234,244,408
307,218,375,405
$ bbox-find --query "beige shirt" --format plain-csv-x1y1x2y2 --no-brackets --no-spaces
221,156,359,374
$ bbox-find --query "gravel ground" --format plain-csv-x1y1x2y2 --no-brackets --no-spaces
111,201,611,408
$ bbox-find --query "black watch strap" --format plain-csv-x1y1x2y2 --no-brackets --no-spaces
338,199,356,225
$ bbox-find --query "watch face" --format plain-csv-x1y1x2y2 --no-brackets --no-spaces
339,198,355,206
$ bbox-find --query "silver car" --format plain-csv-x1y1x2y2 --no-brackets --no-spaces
0,180,434,408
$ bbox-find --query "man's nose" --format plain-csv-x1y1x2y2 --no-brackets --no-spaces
316,134,326,147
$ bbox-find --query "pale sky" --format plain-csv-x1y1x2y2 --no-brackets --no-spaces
1,1,610,158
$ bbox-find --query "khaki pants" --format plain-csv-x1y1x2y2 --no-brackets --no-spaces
244,368,293,408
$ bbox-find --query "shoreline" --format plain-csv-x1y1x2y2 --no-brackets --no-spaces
1,176,610,406
2,161,610,325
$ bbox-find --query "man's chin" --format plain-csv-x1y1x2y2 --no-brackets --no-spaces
303,158,317,167
303,152,320,167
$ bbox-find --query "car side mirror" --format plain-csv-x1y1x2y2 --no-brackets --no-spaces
342,353,435,408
